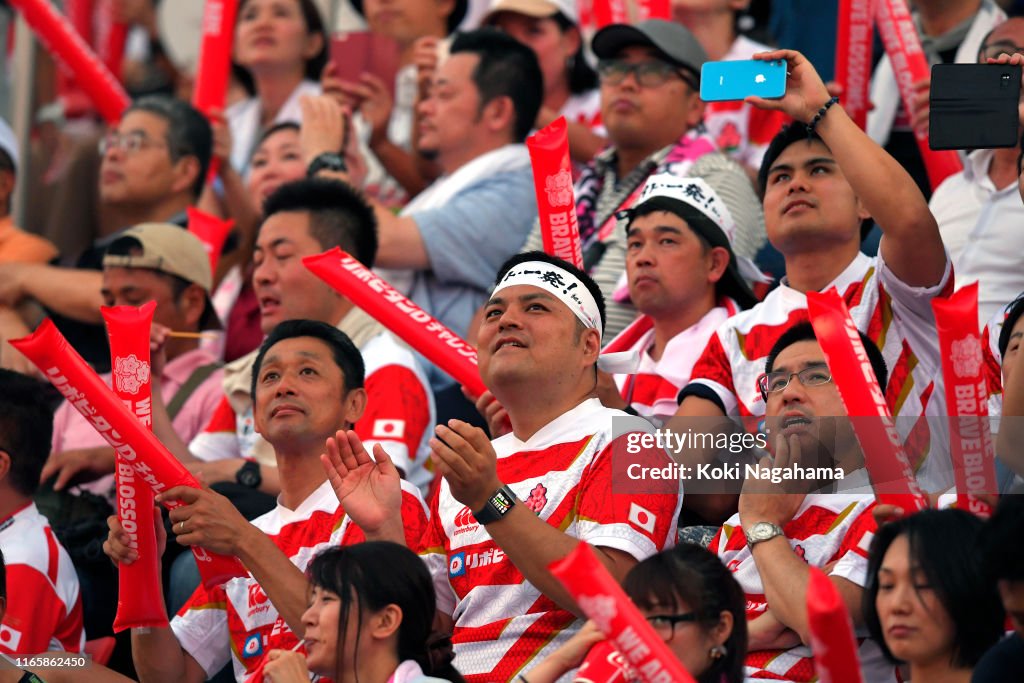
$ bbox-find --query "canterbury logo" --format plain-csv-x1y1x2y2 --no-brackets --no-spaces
454,506,476,527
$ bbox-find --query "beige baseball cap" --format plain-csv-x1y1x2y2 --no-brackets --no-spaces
483,0,579,24
103,222,222,330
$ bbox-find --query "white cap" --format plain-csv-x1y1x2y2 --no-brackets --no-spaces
0,117,19,172
483,0,579,25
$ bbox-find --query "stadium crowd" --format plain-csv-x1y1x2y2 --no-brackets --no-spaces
0,1,1023,682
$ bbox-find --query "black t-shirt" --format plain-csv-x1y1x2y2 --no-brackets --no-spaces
971,633,1024,682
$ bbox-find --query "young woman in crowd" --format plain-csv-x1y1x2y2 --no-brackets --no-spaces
482,0,605,166
864,509,1005,683
262,542,459,683
525,543,747,683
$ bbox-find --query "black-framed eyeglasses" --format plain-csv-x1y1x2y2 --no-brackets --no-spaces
645,612,700,640
979,41,1024,62
597,58,698,90
757,364,833,400
98,131,169,157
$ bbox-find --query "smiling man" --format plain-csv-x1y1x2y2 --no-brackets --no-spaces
712,321,895,682
104,320,428,683
324,251,681,682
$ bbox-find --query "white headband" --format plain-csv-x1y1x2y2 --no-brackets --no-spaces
492,261,640,374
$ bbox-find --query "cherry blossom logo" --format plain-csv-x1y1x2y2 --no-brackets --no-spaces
578,595,617,633
951,334,982,378
544,170,574,207
524,483,547,513
113,354,151,395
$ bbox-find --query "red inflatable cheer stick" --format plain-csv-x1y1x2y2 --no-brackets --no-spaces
102,302,168,631
875,0,962,190
932,283,998,517
303,248,487,398
9,0,131,125
806,289,930,513
527,117,584,270
187,206,235,275
11,320,248,589
549,543,698,683
834,0,875,130
192,0,240,182
807,567,864,683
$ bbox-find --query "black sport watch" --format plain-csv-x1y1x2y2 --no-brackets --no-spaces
306,152,348,177
472,485,517,525
236,460,262,489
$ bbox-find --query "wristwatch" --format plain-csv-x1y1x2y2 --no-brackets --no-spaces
472,485,517,525
744,521,785,547
306,151,347,177
236,460,262,489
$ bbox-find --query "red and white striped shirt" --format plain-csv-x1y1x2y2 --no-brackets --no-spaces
684,252,955,492
712,495,895,682
0,503,84,655
420,399,681,683
171,480,428,682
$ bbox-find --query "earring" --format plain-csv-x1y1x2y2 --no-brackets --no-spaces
709,644,727,660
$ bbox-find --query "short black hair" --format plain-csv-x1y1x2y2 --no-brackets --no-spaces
978,494,1024,583
450,28,544,143
126,96,212,200
250,319,365,401
765,321,888,391
863,509,1004,668
999,291,1024,358
758,123,874,243
624,544,747,683
233,0,328,95
253,121,300,152
262,178,378,267
0,369,55,497
494,250,607,332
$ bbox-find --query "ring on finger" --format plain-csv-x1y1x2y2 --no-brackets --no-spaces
178,520,186,533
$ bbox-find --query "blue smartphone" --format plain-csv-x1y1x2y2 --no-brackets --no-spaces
700,59,787,102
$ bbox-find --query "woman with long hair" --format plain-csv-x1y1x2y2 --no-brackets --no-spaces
263,542,460,683
524,543,746,683
864,509,1005,683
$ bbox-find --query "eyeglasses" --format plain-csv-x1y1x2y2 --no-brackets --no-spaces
98,131,169,156
757,364,833,400
979,41,1024,62
645,613,700,640
597,58,697,90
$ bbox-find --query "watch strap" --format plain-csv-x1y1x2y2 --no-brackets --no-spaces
472,485,517,525
306,152,347,177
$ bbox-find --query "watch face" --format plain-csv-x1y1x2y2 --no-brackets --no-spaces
238,463,260,488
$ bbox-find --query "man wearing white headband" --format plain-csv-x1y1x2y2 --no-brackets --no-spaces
322,251,681,681
600,173,760,418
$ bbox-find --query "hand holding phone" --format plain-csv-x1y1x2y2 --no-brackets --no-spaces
701,59,787,102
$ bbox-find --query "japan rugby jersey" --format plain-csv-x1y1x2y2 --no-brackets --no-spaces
683,252,955,492
0,503,84,655
605,303,738,417
171,479,428,682
420,399,682,683
190,329,436,494
712,495,895,682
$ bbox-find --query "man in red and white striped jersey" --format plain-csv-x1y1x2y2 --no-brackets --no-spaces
104,321,428,683
675,49,953,523
713,322,897,682
186,179,436,497
601,172,760,418
0,369,84,656
327,252,682,682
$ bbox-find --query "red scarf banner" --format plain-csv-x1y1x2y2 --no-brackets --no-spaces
192,0,240,182
806,289,929,512
303,249,487,398
102,302,169,632
549,543,698,683
11,319,248,589
527,117,584,269
592,0,629,29
835,0,875,130
874,0,962,190
931,282,998,517
807,567,864,683
10,0,131,125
